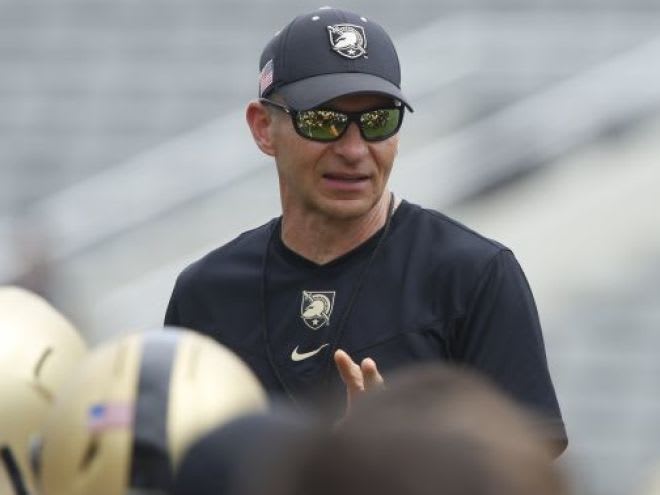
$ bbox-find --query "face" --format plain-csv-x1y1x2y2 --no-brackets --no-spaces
269,94,400,221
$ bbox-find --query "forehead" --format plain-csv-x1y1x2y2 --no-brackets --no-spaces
322,93,393,111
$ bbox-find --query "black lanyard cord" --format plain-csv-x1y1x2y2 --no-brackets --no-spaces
319,193,395,384
260,219,299,406
260,193,396,408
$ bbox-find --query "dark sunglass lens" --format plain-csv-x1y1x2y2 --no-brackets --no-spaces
360,108,401,140
296,110,348,141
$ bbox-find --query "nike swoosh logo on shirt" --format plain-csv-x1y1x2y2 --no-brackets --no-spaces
291,343,329,362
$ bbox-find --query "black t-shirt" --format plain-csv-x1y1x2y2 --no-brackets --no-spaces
165,200,566,443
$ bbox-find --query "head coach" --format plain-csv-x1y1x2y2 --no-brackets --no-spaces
164,6,567,455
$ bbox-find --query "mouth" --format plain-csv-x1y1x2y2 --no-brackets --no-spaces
322,173,370,182
321,172,371,193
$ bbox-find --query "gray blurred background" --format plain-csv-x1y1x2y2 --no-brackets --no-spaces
1,0,659,494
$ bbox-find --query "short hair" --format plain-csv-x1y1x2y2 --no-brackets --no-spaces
253,364,569,495
173,409,312,495
346,363,566,457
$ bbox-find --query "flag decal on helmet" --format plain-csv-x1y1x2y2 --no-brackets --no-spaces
87,403,134,432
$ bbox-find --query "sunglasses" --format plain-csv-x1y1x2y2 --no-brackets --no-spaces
259,98,404,142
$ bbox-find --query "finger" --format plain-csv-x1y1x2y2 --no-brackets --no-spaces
361,357,384,390
334,349,364,392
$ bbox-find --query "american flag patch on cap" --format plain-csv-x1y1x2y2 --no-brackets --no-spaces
87,402,134,432
259,59,274,96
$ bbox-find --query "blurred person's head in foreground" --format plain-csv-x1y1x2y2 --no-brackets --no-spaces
253,364,568,495
346,362,567,458
33,328,267,495
0,286,87,495
638,462,660,495
173,407,313,495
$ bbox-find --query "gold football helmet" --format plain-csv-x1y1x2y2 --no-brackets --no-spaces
36,328,268,495
0,286,87,495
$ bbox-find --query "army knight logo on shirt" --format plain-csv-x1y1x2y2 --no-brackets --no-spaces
300,291,335,330
327,24,367,59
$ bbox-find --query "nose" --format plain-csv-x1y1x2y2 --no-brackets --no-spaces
331,122,369,163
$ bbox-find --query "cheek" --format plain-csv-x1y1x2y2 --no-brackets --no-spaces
373,140,398,174
275,132,327,174
389,135,400,159
270,119,293,154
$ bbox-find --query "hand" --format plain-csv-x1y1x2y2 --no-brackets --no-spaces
334,349,384,416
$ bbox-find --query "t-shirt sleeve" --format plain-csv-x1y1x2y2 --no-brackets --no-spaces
452,249,567,453
164,279,181,327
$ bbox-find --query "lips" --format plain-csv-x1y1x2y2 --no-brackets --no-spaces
322,173,369,182
321,172,371,192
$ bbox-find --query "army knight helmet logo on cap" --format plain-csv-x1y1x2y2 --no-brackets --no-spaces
327,24,367,59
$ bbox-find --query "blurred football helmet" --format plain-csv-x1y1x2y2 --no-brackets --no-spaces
0,286,87,393
36,328,268,495
0,286,87,495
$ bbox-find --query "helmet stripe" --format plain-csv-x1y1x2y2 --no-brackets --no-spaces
130,330,179,492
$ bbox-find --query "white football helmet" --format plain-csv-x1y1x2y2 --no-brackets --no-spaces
35,328,267,495
0,286,87,495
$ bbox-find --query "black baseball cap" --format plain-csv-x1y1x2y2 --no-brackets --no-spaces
258,7,413,112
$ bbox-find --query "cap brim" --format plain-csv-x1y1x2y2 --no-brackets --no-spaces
277,73,414,112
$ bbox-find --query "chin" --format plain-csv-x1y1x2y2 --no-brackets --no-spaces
316,196,380,220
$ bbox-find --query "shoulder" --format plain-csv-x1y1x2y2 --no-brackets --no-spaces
395,200,509,265
174,218,277,292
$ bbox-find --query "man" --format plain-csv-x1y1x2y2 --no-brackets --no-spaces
164,7,567,451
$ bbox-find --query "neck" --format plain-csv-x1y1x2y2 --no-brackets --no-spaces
281,193,392,265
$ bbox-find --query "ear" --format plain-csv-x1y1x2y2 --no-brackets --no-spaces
246,100,276,157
